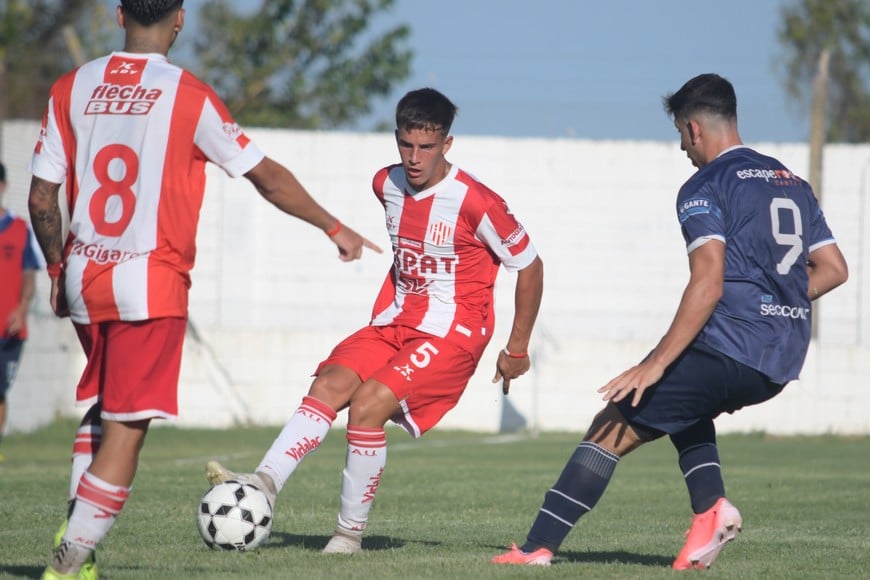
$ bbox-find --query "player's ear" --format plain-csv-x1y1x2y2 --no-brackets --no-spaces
442,135,453,155
175,7,185,33
687,119,700,146
116,5,125,29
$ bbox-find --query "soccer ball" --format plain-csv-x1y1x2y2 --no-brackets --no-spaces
196,480,273,551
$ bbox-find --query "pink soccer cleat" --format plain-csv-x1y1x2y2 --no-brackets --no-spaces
673,497,742,570
491,543,553,566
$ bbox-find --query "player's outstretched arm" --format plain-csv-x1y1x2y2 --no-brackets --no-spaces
244,157,382,261
807,243,848,300
494,256,544,395
599,239,724,407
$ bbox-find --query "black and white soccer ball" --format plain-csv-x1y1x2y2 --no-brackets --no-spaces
196,480,273,551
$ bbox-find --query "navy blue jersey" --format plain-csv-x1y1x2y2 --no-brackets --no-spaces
676,146,835,384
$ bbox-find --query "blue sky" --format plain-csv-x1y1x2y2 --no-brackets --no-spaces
179,0,808,143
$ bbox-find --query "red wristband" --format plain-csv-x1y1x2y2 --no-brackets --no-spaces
503,348,528,359
326,220,342,237
47,262,63,279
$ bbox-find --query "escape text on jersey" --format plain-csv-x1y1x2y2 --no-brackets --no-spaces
736,168,796,182
86,84,162,115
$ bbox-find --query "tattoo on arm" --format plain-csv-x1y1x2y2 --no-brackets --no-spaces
28,179,64,264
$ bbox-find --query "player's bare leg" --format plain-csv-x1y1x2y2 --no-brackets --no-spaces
583,403,647,455
207,365,359,507
308,365,363,412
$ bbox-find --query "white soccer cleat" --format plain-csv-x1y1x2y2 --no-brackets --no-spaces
205,460,277,508
322,527,363,554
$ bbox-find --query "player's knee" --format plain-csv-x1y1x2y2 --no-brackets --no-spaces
309,368,360,409
348,382,396,427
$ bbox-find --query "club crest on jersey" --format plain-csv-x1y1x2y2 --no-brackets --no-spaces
222,122,244,139
34,126,48,154
86,84,162,115
427,221,453,245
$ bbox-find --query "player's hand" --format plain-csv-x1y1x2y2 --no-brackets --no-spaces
598,359,665,407
493,349,531,395
6,307,26,336
49,276,70,318
330,224,383,261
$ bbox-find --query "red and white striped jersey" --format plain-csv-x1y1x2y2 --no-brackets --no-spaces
370,164,537,357
29,52,264,324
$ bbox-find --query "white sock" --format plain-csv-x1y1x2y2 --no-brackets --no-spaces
257,396,336,491
336,426,387,533
58,472,129,571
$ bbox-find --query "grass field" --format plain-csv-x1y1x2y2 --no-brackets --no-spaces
0,420,867,579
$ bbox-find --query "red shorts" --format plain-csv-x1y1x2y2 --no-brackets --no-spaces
316,325,480,437
73,318,186,421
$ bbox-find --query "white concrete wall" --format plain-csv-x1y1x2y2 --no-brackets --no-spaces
3,120,868,436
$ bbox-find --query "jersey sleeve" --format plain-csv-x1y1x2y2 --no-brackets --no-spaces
193,88,265,178
807,198,836,253
371,165,393,206
677,182,726,253
29,73,75,184
475,197,537,272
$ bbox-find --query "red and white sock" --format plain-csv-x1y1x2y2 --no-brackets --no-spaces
257,396,336,491
64,472,130,551
69,423,102,504
337,426,387,533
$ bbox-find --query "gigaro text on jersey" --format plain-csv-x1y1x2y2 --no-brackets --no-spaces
759,303,810,319
69,241,140,265
86,84,162,115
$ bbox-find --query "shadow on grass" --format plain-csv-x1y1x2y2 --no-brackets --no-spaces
484,544,672,568
0,564,44,578
269,531,416,552
556,549,672,567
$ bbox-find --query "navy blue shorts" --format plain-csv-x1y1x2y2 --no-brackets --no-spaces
0,338,24,397
616,342,785,437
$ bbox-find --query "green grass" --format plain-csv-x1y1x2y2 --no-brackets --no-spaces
1,421,867,579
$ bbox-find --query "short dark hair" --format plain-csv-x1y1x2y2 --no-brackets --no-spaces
663,73,737,122
0,161,5,182
120,0,184,26
396,88,458,135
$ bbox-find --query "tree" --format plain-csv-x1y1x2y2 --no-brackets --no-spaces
0,0,113,120
194,0,412,130
778,0,870,145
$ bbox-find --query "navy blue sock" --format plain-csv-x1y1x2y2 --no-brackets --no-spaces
522,441,619,553
670,420,725,513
